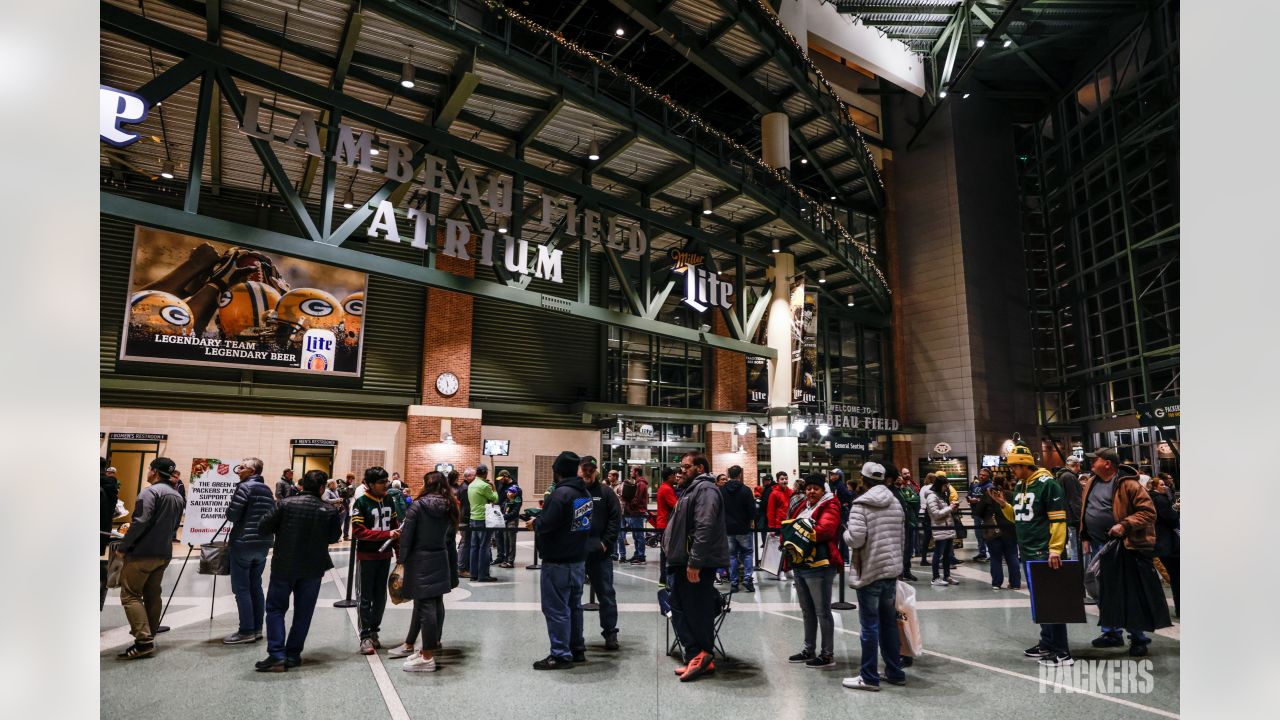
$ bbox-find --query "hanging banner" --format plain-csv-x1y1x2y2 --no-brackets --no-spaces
119,226,369,376
181,459,240,545
746,291,771,413
791,285,818,406
1136,397,1180,426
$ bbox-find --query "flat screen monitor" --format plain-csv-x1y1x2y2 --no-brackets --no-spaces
483,439,510,457
982,455,1001,468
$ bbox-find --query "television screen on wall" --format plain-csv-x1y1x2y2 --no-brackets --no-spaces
119,226,369,376
483,439,510,456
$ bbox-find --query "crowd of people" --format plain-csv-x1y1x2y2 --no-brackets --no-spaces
102,443,1177,688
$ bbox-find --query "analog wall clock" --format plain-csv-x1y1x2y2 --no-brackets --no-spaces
436,371,459,397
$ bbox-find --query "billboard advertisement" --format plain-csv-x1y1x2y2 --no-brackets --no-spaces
791,285,818,406
119,226,368,376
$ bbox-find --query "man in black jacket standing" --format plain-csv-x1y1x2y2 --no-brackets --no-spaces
720,465,756,593
532,451,593,670
664,452,729,682
582,456,622,651
223,457,276,645
1057,457,1083,560
255,469,342,672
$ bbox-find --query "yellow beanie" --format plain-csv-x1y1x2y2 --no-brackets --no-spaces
1006,444,1036,466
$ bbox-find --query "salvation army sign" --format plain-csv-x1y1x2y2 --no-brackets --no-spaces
182,459,239,545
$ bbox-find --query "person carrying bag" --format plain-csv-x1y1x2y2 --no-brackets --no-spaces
199,519,232,576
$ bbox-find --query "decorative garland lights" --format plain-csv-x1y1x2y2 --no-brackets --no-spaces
479,1,890,294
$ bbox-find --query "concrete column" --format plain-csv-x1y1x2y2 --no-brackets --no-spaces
766,252,799,478
761,112,790,170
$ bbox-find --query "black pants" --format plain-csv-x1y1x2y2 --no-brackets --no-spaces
357,557,391,639
919,522,932,564
585,553,618,639
669,566,718,661
404,596,445,649
1160,554,1180,616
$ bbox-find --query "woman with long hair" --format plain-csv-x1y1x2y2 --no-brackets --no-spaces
926,473,960,587
385,471,460,671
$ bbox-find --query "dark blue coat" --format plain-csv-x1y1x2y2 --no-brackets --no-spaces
225,476,276,550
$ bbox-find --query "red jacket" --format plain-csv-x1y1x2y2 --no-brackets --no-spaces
767,485,793,530
788,493,844,567
655,482,678,529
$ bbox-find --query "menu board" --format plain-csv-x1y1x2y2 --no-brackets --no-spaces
919,457,970,494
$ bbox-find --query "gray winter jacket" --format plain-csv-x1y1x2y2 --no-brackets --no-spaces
926,490,957,540
662,474,729,569
844,484,905,588
120,481,186,558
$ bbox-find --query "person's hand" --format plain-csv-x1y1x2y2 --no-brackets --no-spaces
986,488,1007,507
390,529,402,538
1048,551,1062,569
686,566,700,583
1081,539,1090,555
1107,523,1124,538
599,541,608,555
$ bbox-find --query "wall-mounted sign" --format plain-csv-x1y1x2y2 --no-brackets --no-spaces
291,439,338,447
119,227,369,376
108,432,167,442
794,408,901,433
100,86,148,147
920,457,970,493
828,435,872,455
668,249,734,313
1136,397,1180,426
933,442,952,456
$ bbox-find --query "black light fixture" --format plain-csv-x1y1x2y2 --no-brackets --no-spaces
370,133,381,156
771,238,780,254
1003,38,1012,48
159,160,175,179
702,197,712,215
587,124,600,161
799,157,808,164
846,294,855,307
962,93,971,99
497,216,509,234
342,190,354,209
976,38,986,47
939,88,948,99
400,45,416,88
818,270,827,284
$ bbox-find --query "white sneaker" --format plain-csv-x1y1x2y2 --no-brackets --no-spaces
403,654,437,672
386,643,416,659
842,676,880,691
930,578,949,586
947,578,961,585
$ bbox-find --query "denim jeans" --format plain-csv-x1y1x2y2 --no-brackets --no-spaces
540,561,585,659
585,554,618,639
229,545,269,634
458,523,471,572
265,574,323,660
623,516,647,560
469,520,493,580
728,533,754,585
1082,543,1149,644
986,537,1021,589
793,566,835,657
855,578,905,685
901,525,916,575
1039,622,1069,655
931,539,952,579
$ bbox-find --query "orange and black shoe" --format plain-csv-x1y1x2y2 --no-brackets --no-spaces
679,651,716,682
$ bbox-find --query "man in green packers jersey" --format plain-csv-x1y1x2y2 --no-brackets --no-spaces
987,444,1073,667
351,467,400,655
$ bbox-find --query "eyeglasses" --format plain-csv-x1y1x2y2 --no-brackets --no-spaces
679,463,693,471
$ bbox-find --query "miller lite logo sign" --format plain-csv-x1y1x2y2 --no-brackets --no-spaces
671,249,733,314
300,329,336,372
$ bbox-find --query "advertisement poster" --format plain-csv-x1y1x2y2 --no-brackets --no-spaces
791,285,818,406
746,294,771,413
120,226,369,376
181,458,239,545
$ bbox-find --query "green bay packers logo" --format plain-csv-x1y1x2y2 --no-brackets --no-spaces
299,298,334,316
343,296,364,316
160,305,191,326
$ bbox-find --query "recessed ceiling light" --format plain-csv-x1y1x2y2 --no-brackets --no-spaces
800,157,808,164
615,28,625,37
976,38,986,47
963,93,971,99
939,89,948,98
1003,38,1012,48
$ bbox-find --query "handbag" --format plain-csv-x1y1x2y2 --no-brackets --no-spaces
387,562,408,605
484,502,506,529
198,519,232,576
105,540,125,589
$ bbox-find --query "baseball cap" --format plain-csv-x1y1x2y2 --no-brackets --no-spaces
506,484,521,495
150,457,177,478
860,461,885,481
1084,447,1120,464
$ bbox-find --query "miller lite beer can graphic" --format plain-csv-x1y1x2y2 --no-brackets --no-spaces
300,329,337,372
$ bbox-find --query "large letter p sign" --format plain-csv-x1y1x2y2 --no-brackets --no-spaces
100,86,149,147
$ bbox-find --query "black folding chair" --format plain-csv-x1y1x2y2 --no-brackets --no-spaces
665,587,733,660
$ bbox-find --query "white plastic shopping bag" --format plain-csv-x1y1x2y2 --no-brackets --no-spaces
896,580,923,657
484,503,505,529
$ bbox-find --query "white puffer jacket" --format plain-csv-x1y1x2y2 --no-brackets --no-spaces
844,484,905,588
926,490,957,541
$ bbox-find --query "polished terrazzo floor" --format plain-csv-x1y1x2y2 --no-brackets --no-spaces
101,539,1180,719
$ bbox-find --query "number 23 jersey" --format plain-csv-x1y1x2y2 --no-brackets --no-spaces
1010,469,1066,560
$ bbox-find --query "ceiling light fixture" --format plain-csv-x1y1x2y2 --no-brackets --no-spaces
400,62,415,89
771,238,780,254
976,38,986,47
342,190,354,209
735,421,749,436
939,88,948,98
792,417,808,433
369,134,381,156
846,294,855,307
615,27,625,37
830,195,836,200
497,216,508,234
799,157,808,164
587,124,600,161
818,270,827,284
817,422,831,438
963,93,971,99
702,196,712,215
1003,38,1012,48
159,160,175,179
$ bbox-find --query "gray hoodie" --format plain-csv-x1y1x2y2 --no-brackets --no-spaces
662,473,729,569
844,484,905,588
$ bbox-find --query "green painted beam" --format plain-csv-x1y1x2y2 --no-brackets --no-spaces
435,48,480,130
102,192,776,359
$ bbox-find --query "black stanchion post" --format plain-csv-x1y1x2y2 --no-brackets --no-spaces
334,539,358,608
157,544,196,628
526,527,541,570
583,581,599,611
210,575,217,619
831,563,856,610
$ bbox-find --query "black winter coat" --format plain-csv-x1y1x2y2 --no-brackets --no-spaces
225,476,276,550
587,478,621,558
261,493,341,580
1151,492,1180,558
535,476,592,563
101,474,119,553
720,480,756,535
399,495,459,599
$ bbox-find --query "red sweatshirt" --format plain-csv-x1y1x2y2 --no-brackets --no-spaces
787,494,844,567
767,485,793,530
655,482,678,529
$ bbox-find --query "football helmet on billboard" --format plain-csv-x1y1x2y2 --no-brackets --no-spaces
271,288,345,343
340,291,364,346
216,281,282,338
129,290,194,336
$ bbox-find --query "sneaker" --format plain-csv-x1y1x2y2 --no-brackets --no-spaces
900,573,918,582
883,675,907,686
1092,633,1124,648
679,651,715,682
730,584,740,593
370,634,382,649
284,656,302,669
254,631,264,641
714,576,727,584
630,558,647,565
532,654,573,670
1024,644,1051,658
500,562,514,569
674,663,688,675
222,632,257,645
571,651,587,663
403,654,437,672
953,558,964,565
359,638,376,655
842,676,879,691
947,578,961,586
1129,642,1150,657
476,576,499,583
604,636,620,651
930,577,949,586
386,643,416,659
254,656,287,672
117,643,156,660
744,582,755,593
974,554,990,562
1039,652,1075,667
805,654,836,669
788,649,815,663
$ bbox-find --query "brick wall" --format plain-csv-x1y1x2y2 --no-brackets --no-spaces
708,427,758,487
709,312,746,413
